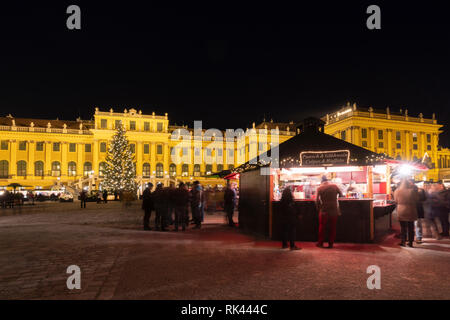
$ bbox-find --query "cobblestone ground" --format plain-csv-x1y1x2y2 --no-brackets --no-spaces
0,201,449,300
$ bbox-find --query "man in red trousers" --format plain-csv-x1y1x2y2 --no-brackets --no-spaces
316,176,343,249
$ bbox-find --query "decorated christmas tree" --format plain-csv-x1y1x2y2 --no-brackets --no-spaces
102,124,137,193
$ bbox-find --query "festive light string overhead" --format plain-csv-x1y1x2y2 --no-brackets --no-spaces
233,151,389,173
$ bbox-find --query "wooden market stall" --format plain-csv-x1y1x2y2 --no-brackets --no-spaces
236,118,398,243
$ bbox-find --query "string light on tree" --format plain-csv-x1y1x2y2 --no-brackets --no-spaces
102,124,137,193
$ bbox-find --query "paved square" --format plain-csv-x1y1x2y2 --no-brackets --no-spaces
0,201,449,300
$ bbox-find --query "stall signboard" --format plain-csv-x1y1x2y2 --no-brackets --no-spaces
300,150,350,166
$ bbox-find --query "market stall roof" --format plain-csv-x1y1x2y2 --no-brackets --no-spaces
385,159,429,171
207,169,232,178
235,117,389,173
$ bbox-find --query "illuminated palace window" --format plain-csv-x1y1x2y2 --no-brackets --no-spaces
17,160,27,176
205,164,212,174
143,163,150,178
194,164,200,176
83,162,92,176
217,164,223,172
1,140,8,150
427,134,431,143
157,122,163,132
100,142,107,152
182,164,189,176
157,144,163,154
169,163,176,177
53,142,60,152
35,161,44,176
156,163,164,178
144,122,150,131
129,121,136,130
396,131,401,140
51,161,61,177
69,143,76,152
412,133,418,142
36,142,44,151
0,160,9,178
100,119,107,129
68,162,77,176
144,144,149,154
19,141,27,151
361,128,367,139
378,130,383,140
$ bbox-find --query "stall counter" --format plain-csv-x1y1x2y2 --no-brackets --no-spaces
271,199,393,243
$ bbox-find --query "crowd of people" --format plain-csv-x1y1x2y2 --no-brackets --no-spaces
279,175,344,250
394,179,450,247
279,176,450,250
141,181,237,231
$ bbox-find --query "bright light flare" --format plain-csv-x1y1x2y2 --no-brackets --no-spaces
399,165,413,176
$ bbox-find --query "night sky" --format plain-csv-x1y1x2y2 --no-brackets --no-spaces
1,2,449,146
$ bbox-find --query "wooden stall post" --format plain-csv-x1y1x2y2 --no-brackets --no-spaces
269,171,274,239
367,166,374,241
385,164,391,200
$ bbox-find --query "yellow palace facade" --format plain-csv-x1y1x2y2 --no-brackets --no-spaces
0,104,449,193
322,103,450,182
0,108,294,192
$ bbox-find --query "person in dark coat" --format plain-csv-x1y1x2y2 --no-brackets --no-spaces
103,190,108,203
142,183,154,230
167,185,177,226
174,182,189,231
224,183,237,227
80,190,87,208
413,182,427,243
430,182,450,238
153,183,168,231
315,176,343,248
394,179,419,247
280,187,301,250
190,181,202,229
423,183,441,240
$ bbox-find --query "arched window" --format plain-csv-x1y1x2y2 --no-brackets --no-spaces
0,160,9,178
17,160,27,176
99,162,106,177
205,164,212,174
217,164,223,172
143,163,150,178
182,164,189,176
228,164,234,170
83,162,92,176
156,163,164,178
51,161,61,177
34,161,44,176
169,163,176,177
68,161,77,176
194,164,200,177
396,155,402,160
